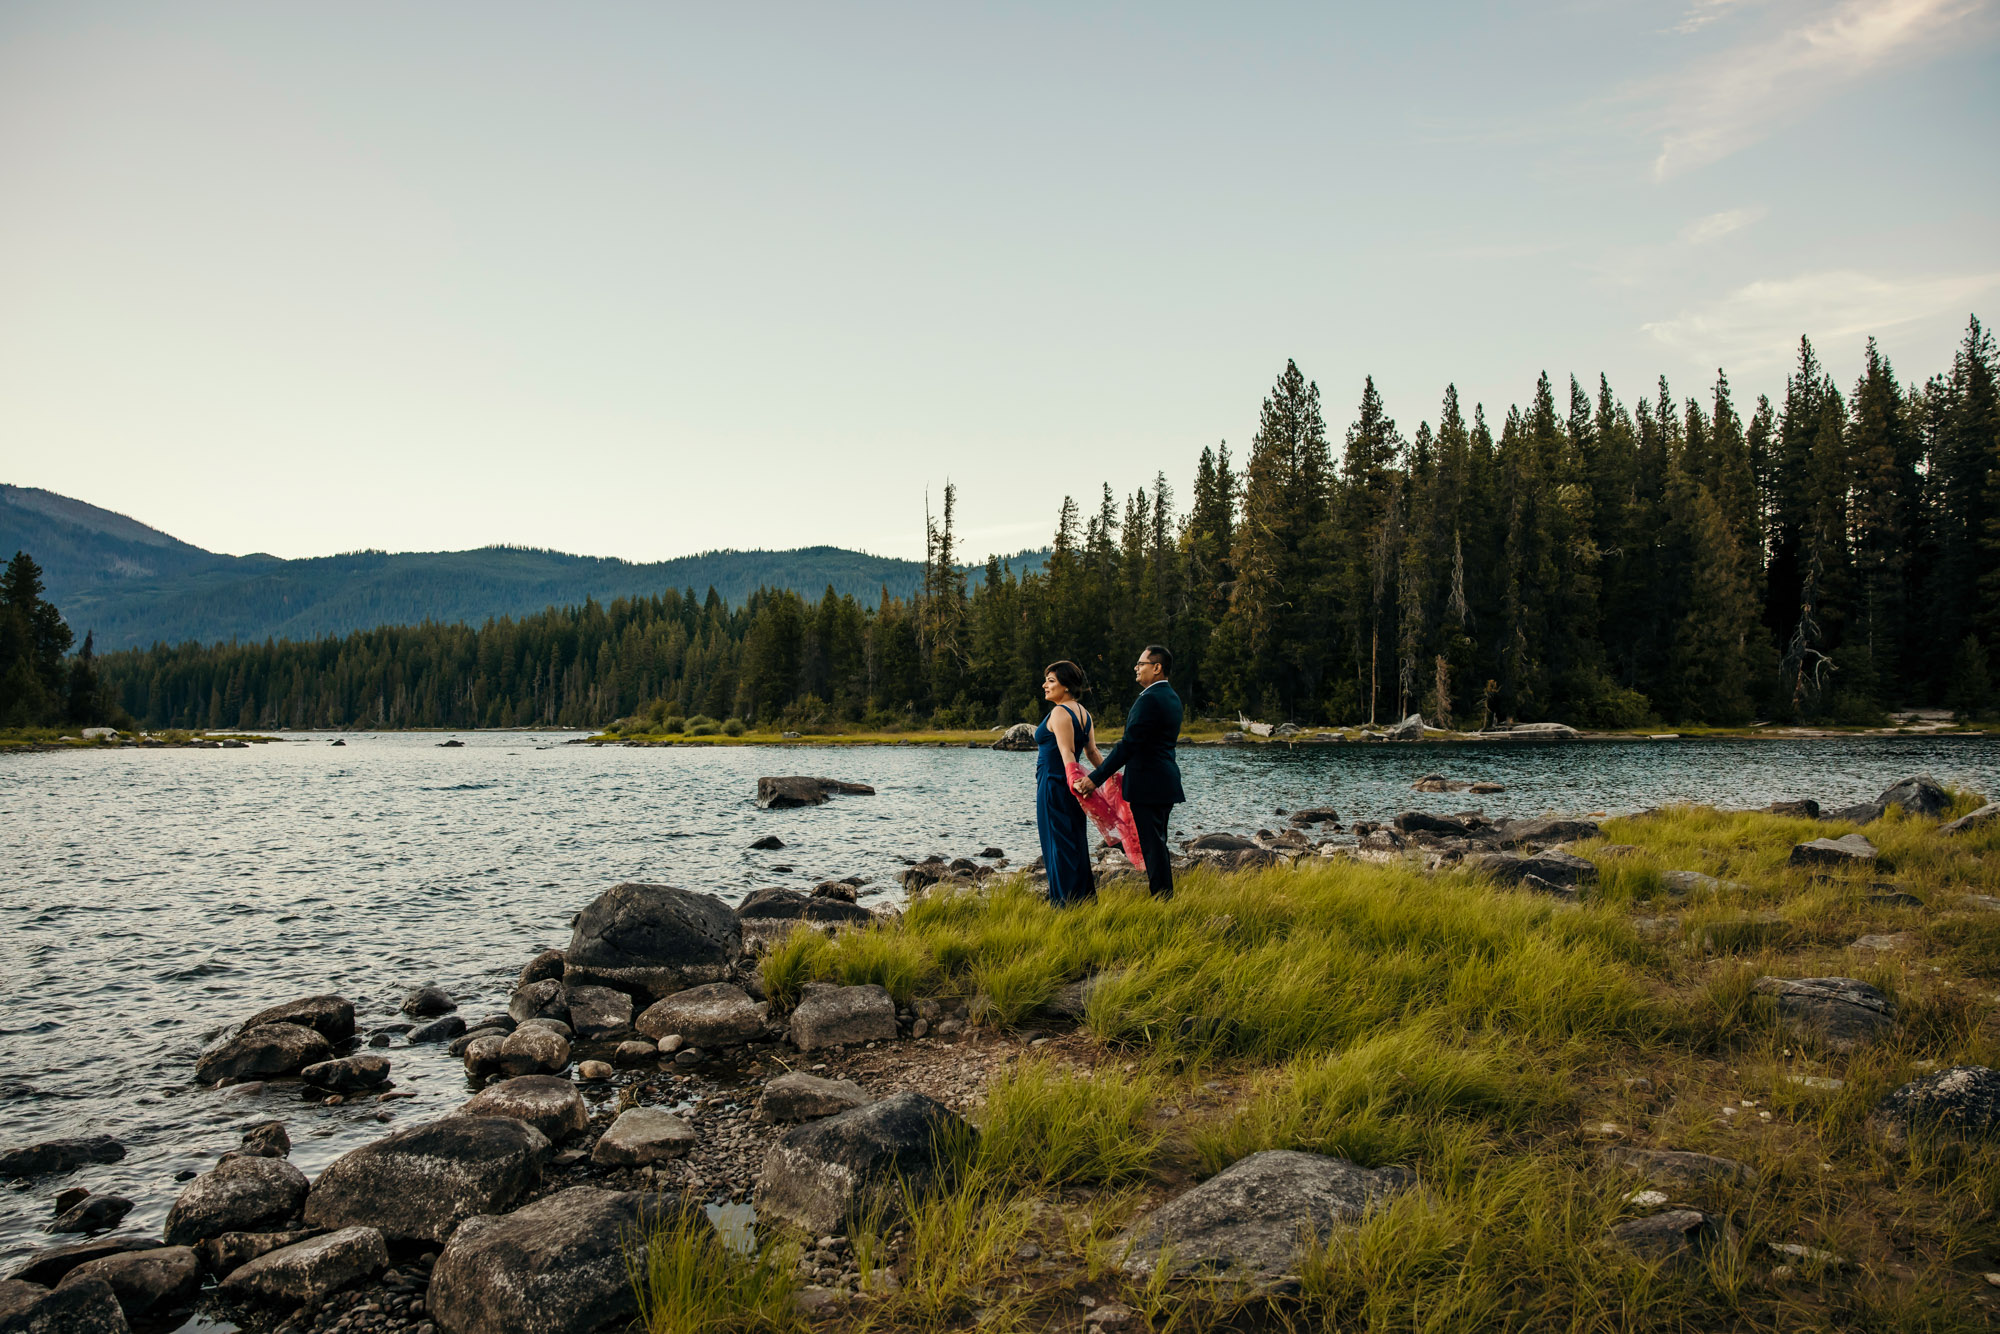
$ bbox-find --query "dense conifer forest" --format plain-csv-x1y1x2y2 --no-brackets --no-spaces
46,319,2000,733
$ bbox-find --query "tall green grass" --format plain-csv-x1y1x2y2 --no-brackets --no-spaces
629,1206,800,1334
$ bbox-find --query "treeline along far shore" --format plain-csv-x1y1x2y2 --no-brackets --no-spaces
22,318,2000,734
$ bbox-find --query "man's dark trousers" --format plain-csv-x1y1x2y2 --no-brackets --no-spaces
1130,802,1174,898
1087,681,1185,901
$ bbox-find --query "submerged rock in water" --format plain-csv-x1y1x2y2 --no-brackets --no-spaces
304,1116,550,1244
196,1023,332,1086
1118,1150,1413,1283
300,1055,391,1093
47,1195,132,1233
399,985,457,1018
407,1013,467,1044
563,882,741,1001
429,1187,697,1334
238,994,356,1043
0,1136,126,1181
7,1238,159,1288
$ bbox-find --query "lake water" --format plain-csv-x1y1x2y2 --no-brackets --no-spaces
4,729,1996,1269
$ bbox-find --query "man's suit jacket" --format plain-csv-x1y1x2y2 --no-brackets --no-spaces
1088,682,1185,806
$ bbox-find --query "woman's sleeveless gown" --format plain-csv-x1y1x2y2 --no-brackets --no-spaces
1035,705,1096,906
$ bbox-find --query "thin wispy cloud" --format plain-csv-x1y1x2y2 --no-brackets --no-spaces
1679,206,1768,244
1642,268,2000,368
1672,0,1763,34
1650,0,1994,178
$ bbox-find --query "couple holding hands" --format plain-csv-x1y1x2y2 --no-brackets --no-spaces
1033,645,1184,907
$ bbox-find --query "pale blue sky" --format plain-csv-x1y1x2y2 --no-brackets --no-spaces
2,1,1994,562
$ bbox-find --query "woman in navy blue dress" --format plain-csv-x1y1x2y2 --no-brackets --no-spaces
1035,660,1103,906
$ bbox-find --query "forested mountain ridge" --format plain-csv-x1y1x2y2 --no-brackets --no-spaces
1,484,1030,650
83,318,2000,734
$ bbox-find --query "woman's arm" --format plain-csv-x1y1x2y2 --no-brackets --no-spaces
1083,714,1104,766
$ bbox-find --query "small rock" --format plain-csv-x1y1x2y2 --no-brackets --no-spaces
0,1137,127,1181
300,1055,392,1093
563,985,635,1042
1086,1301,1137,1330
790,984,898,1052
48,1196,132,1233
750,834,786,850
193,1229,319,1278
54,1245,201,1316
6,1238,160,1287
0,1276,128,1332
1610,1209,1718,1262
760,1073,873,1122
576,1060,615,1081
52,1189,89,1217
304,1116,551,1244
407,1014,467,1044
507,979,570,1027
1850,932,1916,952
1660,870,1747,894
462,1034,508,1078
1785,1075,1844,1092
497,1025,571,1077
219,1227,387,1304
657,1034,685,1054
400,986,457,1018
1941,803,2000,836
755,1091,971,1235
636,983,767,1046
460,1076,589,1142
1754,976,1896,1052
1868,1066,2000,1152
613,1040,659,1067
674,1048,704,1066
238,994,356,1042
1788,834,1879,868
196,1023,333,1086
429,1187,700,1334
1118,1150,1412,1282
1598,1146,1758,1189
1762,799,1821,818
450,1027,508,1058
591,1108,697,1167
518,949,567,988
165,1156,310,1246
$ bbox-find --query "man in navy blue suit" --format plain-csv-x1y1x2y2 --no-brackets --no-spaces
1073,644,1184,899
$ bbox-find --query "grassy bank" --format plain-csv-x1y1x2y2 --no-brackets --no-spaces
639,797,2000,1332
0,727,277,750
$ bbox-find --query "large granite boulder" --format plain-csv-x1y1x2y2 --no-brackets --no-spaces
428,1188,701,1334
755,1092,969,1235
0,1137,125,1181
1868,1066,2000,1152
1598,1146,1759,1189
1394,811,1468,835
238,995,356,1042
300,1055,391,1093
163,1156,309,1246
460,1077,588,1142
0,1277,129,1333
54,1247,200,1318
195,1023,333,1086
303,1117,549,1244
590,1108,697,1167
217,1227,386,1304
789,984,898,1052
759,1073,873,1122
635,983,767,1046
563,883,740,1002
5,1239,157,1288
562,986,634,1042
1788,834,1879,869
1118,1150,1413,1282
1878,775,1952,820
1753,976,1895,1051
992,723,1037,751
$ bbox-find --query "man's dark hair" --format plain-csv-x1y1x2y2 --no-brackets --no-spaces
1142,644,1172,675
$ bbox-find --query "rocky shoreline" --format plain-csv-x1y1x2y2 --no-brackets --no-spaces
6,772,2000,1331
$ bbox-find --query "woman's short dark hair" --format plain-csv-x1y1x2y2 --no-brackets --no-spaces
1043,660,1091,698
